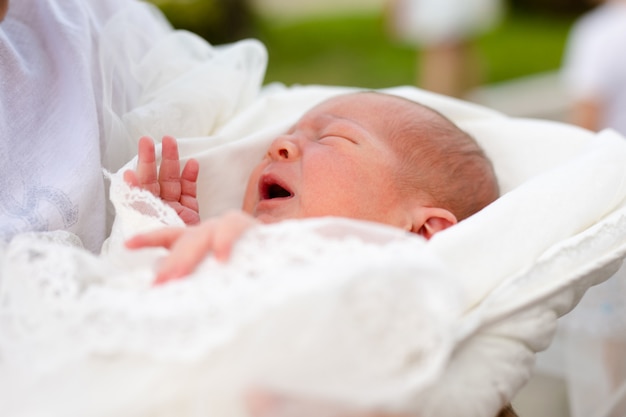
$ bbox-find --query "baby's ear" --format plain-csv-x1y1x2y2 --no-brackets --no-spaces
411,207,457,240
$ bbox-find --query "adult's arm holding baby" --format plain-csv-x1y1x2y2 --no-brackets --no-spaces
124,136,201,226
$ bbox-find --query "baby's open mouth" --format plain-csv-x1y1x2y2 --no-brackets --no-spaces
260,177,293,200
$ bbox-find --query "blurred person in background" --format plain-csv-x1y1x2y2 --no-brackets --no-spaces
562,0,626,136
561,4,626,416
387,0,503,98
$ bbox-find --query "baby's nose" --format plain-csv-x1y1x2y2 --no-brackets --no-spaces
267,136,300,161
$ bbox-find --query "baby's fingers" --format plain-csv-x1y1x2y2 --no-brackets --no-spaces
135,137,160,195
153,222,219,285
126,212,259,285
180,158,200,216
212,211,258,261
181,158,199,187
158,136,183,202
125,227,186,250
123,169,140,188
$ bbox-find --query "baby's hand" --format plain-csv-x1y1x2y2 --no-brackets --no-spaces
125,210,259,285
124,136,201,225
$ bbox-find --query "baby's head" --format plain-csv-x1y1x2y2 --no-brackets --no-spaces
242,91,499,238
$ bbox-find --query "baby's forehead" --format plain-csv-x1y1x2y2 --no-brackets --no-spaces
290,98,360,129
304,93,419,122
290,94,438,148
316,92,406,110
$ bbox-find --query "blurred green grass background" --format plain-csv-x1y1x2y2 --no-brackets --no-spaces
149,0,583,89
256,12,576,88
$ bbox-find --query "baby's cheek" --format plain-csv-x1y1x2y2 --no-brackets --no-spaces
241,176,258,213
303,189,358,219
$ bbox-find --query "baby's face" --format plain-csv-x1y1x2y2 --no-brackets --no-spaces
242,93,413,228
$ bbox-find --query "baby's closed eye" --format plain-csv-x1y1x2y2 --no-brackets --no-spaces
318,135,357,145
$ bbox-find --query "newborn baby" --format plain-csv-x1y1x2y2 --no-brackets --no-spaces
125,91,499,283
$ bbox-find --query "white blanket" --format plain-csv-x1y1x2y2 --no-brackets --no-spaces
2,9,626,417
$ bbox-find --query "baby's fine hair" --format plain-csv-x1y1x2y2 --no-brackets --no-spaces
367,92,500,221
